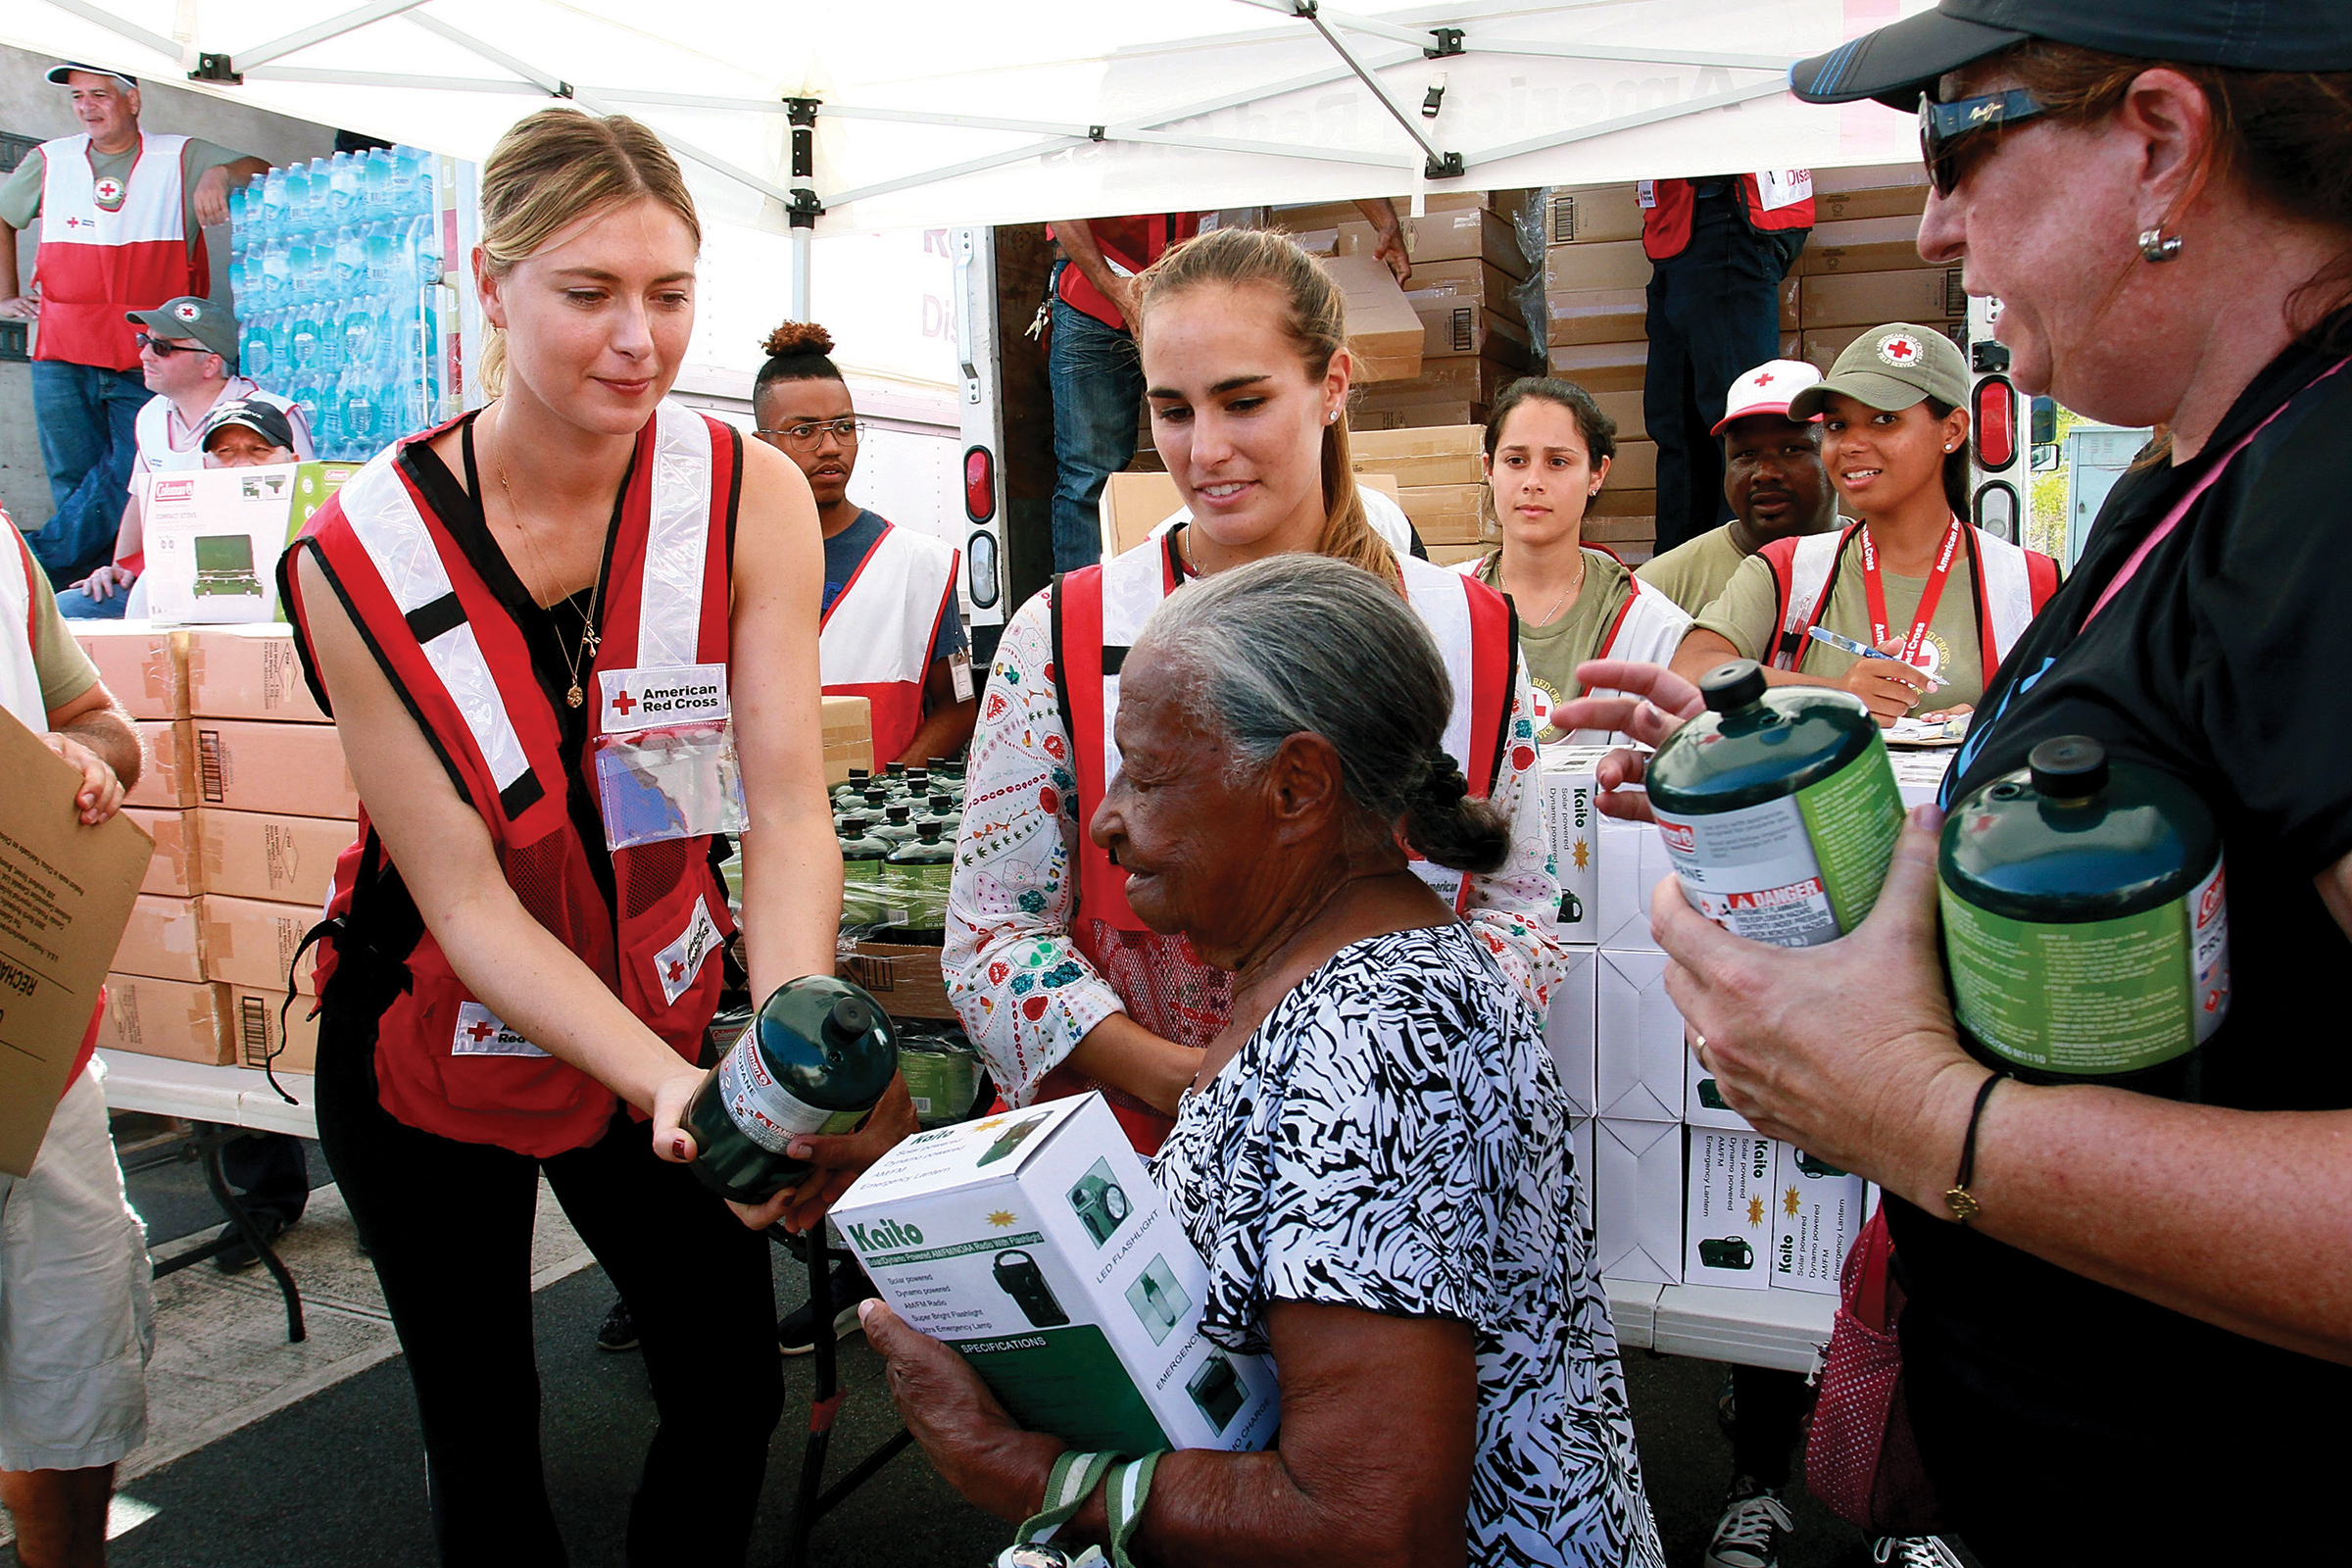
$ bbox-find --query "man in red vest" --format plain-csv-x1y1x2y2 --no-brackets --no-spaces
1641,172,1815,555
0,63,267,589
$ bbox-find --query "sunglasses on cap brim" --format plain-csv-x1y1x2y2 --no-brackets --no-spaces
1919,87,2048,198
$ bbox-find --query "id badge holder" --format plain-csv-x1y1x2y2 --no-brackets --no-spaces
592,664,751,851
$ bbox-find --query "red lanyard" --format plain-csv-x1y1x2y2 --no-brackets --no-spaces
1859,514,1963,669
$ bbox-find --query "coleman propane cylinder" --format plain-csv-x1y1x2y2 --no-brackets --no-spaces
1939,736,2229,1098
685,976,899,1201
1646,660,1905,947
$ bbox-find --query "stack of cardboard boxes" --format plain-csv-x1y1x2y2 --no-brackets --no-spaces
1794,166,1965,375
79,621,358,1079
1538,743,1954,1293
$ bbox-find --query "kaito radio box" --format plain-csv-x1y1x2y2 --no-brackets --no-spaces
834,1092,1278,1454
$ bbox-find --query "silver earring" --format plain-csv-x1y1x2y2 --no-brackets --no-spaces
2138,227,2182,263
1326,410,1338,425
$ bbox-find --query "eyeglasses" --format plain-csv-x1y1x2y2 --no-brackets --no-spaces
136,332,208,357
757,417,865,451
1919,88,2048,197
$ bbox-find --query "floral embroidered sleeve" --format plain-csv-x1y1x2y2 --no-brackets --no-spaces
1457,661,1570,1014
942,588,1126,1104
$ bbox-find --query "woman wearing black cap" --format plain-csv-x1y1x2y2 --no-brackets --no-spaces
1561,5,2352,1560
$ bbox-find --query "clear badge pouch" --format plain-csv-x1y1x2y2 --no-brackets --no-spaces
593,720,750,851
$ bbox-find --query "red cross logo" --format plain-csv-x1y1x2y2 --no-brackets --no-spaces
64,216,85,228
465,1020,496,1042
1879,333,1923,367
666,958,686,981
611,690,637,717
1752,371,1775,386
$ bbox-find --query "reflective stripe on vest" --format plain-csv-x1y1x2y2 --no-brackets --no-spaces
1766,523,2059,689
819,519,959,765
1059,539,1514,931
34,134,204,371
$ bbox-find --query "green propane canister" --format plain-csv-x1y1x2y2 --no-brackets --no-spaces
838,819,895,931
830,767,873,807
875,803,919,847
1646,660,1906,947
883,820,955,942
897,1030,983,1127
685,976,899,1201
1939,736,2229,1098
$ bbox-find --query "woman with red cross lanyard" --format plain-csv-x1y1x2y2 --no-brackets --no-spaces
1670,321,2059,725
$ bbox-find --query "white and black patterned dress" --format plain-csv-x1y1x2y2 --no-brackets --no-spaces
1152,923,1663,1568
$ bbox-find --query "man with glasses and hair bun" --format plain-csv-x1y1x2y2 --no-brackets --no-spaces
756,320,974,770
62,296,311,620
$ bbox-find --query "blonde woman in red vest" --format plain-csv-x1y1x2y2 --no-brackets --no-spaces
944,225,1566,1156
281,110,880,1566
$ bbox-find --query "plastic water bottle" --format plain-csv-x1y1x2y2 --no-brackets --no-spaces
287,239,317,309
227,184,249,253
290,373,327,457
245,312,277,381
288,307,318,374
341,297,376,375
327,150,356,220
362,147,392,215
261,239,290,310
406,146,436,218
282,163,310,233
307,158,333,228
338,368,379,459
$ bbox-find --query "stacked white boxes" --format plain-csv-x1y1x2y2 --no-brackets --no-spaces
1542,740,1924,1291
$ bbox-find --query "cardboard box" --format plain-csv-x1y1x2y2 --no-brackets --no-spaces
1540,744,1610,941
1544,286,1647,347
0,718,157,1172
1544,240,1652,296
1415,301,1532,365
199,894,320,995
1543,947,1598,1117
1546,184,1643,246
287,460,361,540
839,939,954,1020
1390,256,1523,315
821,694,874,785
71,621,189,719
1607,441,1658,492
1813,184,1930,224
126,719,199,808
1771,1143,1868,1295
227,984,318,1075
126,807,199,897
1685,1130,1777,1291
1594,949,1688,1123
1589,486,1657,520
1583,516,1656,547
1592,389,1645,442
837,1094,1280,1453
1814,163,1928,196
1340,209,1529,278
198,808,353,906
1595,813,1672,952
1592,1118,1683,1284
185,623,329,721
142,463,297,625
1800,267,1965,330
1348,424,1484,486
1326,253,1424,382
1688,1048,1757,1132
1349,355,1525,410
97,973,231,1065
190,719,358,819
1795,216,1931,276
1273,189,1532,235
1348,402,1484,432
1544,340,1646,395
1780,274,1803,331
114,893,206,983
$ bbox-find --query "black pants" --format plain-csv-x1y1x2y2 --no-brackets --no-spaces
315,970,783,1567
1728,1363,1812,1491
221,1131,311,1224
1643,197,1808,553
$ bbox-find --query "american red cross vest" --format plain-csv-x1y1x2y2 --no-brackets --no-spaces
34,134,207,371
819,517,959,766
284,402,739,1156
1642,173,1816,262
1758,520,2062,693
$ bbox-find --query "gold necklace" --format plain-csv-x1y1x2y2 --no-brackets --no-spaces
1510,548,1587,627
489,416,602,709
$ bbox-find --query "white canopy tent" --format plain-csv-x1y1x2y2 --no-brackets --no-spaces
7,0,1930,280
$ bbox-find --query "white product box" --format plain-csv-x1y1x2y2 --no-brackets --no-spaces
142,465,298,626
1540,745,1613,942
1543,946,1598,1117
1889,749,1954,809
1594,949,1688,1123
1592,1118,1684,1284
1595,813,1674,953
836,1093,1279,1454
1685,1130,1777,1291
1770,1144,1869,1295
1686,1048,1757,1131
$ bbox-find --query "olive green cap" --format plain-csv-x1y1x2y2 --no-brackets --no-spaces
1788,323,1968,419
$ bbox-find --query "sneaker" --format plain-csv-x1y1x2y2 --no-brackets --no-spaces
1705,1478,1794,1568
213,1212,290,1273
778,1264,879,1355
596,1298,640,1353
1872,1540,1965,1568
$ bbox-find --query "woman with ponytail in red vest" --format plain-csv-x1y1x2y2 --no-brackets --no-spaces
280,110,898,1566
944,226,1567,1157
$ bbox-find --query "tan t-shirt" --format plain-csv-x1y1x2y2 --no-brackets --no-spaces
1637,527,1749,616
22,545,101,713
1473,547,1638,739
1694,544,1987,714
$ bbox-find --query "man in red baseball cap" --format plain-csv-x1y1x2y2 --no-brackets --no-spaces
1640,358,1838,613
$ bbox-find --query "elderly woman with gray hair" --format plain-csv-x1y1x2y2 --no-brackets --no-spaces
860,554,1661,1568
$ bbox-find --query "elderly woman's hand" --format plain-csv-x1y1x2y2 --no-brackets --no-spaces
1656,805,1989,1196
861,1300,1057,1524
1555,659,1706,824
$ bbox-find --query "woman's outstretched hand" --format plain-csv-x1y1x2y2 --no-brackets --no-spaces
1554,660,1706,824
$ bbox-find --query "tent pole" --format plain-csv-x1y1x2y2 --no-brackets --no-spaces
32,0,179,62
1289,2,1461,177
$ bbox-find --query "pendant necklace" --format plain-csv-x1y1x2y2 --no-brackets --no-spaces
492,418,601,708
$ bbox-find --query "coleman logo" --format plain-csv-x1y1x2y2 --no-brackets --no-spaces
451,1001,549,1056
2197,870,2226,928
846,1217,924,1250
93,176,125,211
1658,820,1695,854
598,662,729,735
653,896,722,1006
152,477,195,504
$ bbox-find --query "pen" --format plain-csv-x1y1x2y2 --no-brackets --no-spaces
1805,625,1941,689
